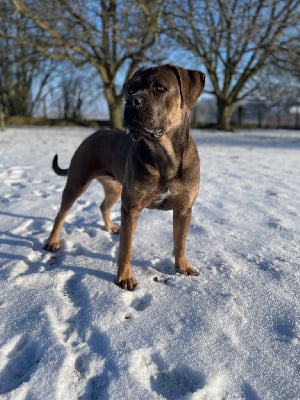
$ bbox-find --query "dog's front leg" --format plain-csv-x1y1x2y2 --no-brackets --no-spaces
173,207,198,276
116,204,141,290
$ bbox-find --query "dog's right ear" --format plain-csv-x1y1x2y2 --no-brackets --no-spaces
123,67,147,99
131,67,147,80
122,81,129,100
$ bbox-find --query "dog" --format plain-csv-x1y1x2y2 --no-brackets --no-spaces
44,64,205,290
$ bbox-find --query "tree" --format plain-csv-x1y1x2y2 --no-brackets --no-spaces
5,0,164,128
0,0,55,118
44,63,101,120
252,37,300,128
165,0,300,131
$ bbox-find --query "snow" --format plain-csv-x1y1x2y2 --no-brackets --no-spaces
0,126,299,400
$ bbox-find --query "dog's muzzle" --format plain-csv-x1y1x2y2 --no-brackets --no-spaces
124,96,164,141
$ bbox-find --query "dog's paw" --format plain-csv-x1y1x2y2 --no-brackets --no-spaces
115,274,137,290
108,223,120,234
175,258,198,276
44,241,60,252
179,266,198,276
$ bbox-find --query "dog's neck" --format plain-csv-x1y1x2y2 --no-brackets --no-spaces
138,112,191,181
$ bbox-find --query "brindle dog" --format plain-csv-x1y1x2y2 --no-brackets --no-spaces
44,64,205,290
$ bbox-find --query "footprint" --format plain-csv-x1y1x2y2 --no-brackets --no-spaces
150,258,175,275
206,252,232,276
0,334,41,395
273,315,297,344
241,382,260,400
64,274,87,311
10,182,26,190
55,272,91,342
86,228,98,238
130,294,152,312
33,189,49,199
265,189,278,197
44,252,64,269
129,349,206,399
74,354,89,378
122,290,153,320
257,258,282,280
151,364,205,400
266,217,291,239
266,216,281,229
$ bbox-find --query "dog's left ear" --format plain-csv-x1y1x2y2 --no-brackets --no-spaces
169,65,206,108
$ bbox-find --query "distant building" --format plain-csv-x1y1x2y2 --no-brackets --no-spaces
192,96,300,128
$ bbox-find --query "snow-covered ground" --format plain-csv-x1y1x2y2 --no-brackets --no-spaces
0,126,299,400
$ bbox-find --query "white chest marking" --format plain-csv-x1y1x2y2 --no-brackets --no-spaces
155,190,171,205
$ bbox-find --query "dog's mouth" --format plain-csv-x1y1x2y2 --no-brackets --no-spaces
125,121,164,142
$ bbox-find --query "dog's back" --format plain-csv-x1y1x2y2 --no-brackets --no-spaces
57,129,132,183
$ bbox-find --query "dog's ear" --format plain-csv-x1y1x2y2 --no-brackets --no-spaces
169,65,205,108
122,81,129,100
131,67,147,80
122,77,132,100
123,67,148,99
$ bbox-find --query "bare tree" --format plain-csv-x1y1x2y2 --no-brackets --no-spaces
251,37,300,127
44,63,101,120
270,31,300,78
5,0,164,128
0,0,55,118
165,0,300,130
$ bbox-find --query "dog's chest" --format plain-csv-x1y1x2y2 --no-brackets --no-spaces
155,189,171,206
146,187,177,210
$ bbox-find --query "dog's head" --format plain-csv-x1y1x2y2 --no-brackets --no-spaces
123,64,205,141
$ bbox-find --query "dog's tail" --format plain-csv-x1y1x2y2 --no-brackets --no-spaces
52,154,69,176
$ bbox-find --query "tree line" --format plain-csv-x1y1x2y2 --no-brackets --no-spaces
1,0,299,131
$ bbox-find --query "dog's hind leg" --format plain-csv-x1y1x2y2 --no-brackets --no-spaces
98,176,122,233
44,178,90,251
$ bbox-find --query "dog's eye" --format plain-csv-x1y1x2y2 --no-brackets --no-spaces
154,84,166,93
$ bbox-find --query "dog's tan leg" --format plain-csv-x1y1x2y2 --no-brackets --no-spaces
44,179,89,251
97,177,122,234
173,208,198,276
116,205,141,290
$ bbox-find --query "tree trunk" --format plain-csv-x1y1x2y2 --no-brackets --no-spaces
0,105,5,131
104,83,124,129
216,98,234,131
107,99,123,129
